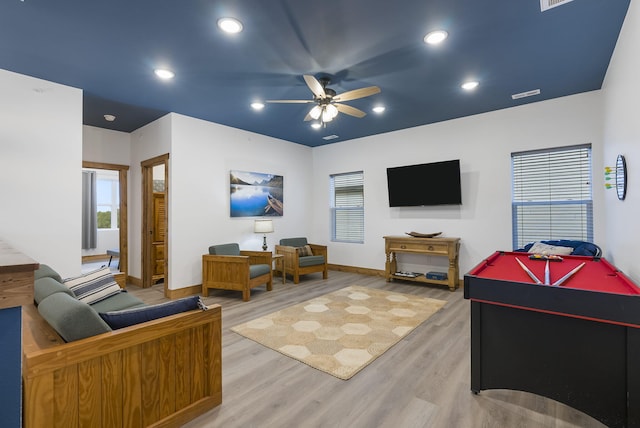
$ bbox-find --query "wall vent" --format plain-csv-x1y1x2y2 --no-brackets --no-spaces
540,0,574,12
512,89,541,100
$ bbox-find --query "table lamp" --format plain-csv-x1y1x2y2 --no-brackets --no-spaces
254,219,274,251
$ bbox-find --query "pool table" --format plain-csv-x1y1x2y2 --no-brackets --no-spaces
464,251,640,428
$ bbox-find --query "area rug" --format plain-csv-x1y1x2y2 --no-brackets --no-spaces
231,285,446,380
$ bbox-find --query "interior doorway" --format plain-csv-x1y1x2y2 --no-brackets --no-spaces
141,154,169,292
81,161,129,277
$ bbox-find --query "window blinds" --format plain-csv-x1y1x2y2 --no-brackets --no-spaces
511,145,593,249
330,171,364,243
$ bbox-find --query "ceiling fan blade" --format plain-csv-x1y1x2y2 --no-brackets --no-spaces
333,86,381,102
266,99,314,103
303,75,326,99
335,103,367,118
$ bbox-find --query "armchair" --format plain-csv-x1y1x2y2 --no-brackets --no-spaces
202,243,273,301
275,237,328,284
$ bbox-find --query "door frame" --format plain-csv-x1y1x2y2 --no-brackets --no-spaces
141,154,169,292
82,161,129,277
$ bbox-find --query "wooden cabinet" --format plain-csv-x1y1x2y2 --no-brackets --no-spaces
384,235,460,291
152,192,165,283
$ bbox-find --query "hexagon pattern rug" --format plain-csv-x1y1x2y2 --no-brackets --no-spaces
231,285,447,380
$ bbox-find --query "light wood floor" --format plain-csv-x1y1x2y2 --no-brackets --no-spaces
127,271,606,428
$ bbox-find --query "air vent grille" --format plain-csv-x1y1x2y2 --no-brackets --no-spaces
322,135,339,141
512,89,541,100
540,0,574,12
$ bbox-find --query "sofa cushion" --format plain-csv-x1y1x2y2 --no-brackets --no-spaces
299,255,325,267
34,276,74,305
209,243,241,256
63,266,122,304
249,264,271,278
280,237,308,248
34,264,63,283
89,291,146,313
38,292,112,342
99,296,203,330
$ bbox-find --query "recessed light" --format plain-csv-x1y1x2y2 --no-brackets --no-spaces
251,102,265,110
424,30,448,45
461,81,479,90
311,122,322,129
218,17,243,34
103,114,116,122
154,68,175,80
372,106,386,114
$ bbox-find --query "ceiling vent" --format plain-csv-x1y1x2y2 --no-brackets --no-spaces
512,89,541,100
540,0,574,12
322,135,339,141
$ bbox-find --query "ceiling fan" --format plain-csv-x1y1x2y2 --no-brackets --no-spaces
267,75,381,125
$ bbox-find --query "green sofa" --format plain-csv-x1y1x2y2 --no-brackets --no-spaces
33,264,146,341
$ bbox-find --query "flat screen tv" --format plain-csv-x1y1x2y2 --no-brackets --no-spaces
387,159,462,207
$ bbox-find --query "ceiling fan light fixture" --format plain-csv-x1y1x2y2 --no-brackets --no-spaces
325,104,338,119
218,17,243,34
250,102,265,110
424,30,448,45
311,122,322,129
372,105,386,114
309,105,322,120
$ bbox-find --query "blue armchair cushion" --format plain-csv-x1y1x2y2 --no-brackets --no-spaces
99,296,202,330
249,264,271,278
209,243,241,256
280,237,308,248
299,255,325,267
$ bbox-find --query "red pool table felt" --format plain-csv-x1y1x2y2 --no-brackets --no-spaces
468,251,640,296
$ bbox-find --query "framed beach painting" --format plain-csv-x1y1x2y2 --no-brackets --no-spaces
230,170,283,217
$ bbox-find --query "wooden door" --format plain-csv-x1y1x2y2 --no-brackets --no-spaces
152,192,165,283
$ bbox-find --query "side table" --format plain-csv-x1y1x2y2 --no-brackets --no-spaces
272,253,285,284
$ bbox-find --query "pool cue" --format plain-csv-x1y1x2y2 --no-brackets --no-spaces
544,259,550,285
553,262,586,287
516,258,542,284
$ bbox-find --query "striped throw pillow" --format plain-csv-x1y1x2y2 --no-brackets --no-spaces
63,267,122,304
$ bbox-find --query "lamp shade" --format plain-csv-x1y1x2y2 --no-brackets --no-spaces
254,219,274,233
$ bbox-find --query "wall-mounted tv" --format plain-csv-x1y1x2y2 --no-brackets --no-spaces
387,159,462,207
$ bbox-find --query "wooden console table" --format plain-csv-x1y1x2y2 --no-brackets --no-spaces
384,235,460,291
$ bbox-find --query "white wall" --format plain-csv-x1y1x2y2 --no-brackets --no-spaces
602,0,640,282
128,114,173,279
82,126,131,257
168,113,313,290
313,91,605,276
83,125,131,165
0,69,82,277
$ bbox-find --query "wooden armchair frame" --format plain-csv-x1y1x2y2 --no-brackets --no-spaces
202,251,272,301
275,244,328,284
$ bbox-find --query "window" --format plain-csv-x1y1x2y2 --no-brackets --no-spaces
94,170,120,229
511,145,592,249
330,171,364,243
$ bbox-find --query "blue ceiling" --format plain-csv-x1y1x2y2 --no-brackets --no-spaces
1,0,630,147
